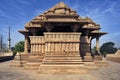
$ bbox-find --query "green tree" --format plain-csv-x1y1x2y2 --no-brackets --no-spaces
100,42,117,55
13,41,24,56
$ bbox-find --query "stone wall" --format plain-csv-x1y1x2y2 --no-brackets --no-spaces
44,32,81,55
29,32,81,55
29,36,45,53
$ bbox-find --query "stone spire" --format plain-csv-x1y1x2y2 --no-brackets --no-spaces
8,26,11,50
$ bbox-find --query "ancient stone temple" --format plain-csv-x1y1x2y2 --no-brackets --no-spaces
13,2,107,74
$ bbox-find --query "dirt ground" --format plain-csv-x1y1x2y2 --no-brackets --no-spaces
0,61,120,80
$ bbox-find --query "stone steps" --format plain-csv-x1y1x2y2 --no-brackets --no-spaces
43,62,83,65
94,61,108,67
44,59,82,62
45,55,81,57
38,64,88,74
37,53,86,74
23,62,41,70
10,60,27,67
45,56,82,60
84,62,98,70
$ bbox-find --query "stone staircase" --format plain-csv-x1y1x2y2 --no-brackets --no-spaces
11,52,107,74
38,53,88,74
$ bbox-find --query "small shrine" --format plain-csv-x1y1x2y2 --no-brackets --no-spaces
12,2,107,74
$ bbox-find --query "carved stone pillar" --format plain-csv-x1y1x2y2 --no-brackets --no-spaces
24,35,29,53
83,36,93,62
96,37,100,53
94,36,103,61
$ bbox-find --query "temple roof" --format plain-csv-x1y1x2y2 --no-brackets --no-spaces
24,2,98,28
90,30,107,37
18,30,29,35
44,2,77,15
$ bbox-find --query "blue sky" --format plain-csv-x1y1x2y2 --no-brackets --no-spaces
0,0,120,48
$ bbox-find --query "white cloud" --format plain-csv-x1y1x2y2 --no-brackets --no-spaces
102,1,118,14
71,0,119,19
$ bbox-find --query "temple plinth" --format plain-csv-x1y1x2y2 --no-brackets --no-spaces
12,2,108,73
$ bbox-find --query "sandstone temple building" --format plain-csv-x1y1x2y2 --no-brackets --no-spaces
12,2,107,74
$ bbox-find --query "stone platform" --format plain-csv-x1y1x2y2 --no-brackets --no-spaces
10,52,28,67
1,61,120,80
37,52,88,74
11,52,108,74
23,53,44,70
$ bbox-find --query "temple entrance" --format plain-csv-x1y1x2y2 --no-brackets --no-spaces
51,26,72,32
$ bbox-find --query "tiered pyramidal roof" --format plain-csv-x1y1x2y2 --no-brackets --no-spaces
25,2,97,28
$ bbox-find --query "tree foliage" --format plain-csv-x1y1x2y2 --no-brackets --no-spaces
13,41,24,56
100,42,117,54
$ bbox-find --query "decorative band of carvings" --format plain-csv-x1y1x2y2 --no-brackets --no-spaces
46,51,79,53
46,51,80,55
30,43,45,45
30,51,44,53
45,40,80,43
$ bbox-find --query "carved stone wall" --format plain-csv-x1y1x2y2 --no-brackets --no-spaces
29,33,81,55
44,32,81,55
29,36,45,53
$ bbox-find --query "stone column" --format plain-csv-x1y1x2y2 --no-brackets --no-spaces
96,37,100,53
94,36,103,61
83,35,93,62
24,35,29,53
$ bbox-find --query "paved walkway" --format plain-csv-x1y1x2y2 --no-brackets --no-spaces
0,61,120,80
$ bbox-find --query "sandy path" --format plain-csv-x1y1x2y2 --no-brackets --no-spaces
0,61,120,80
